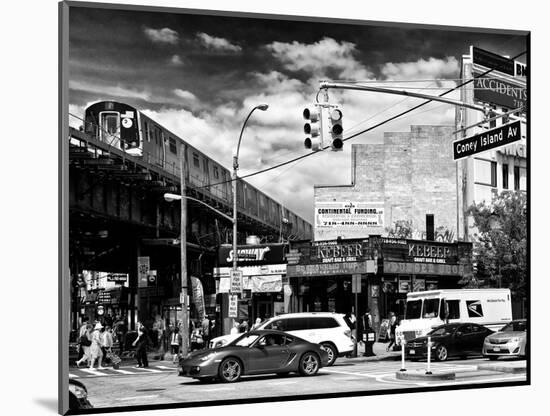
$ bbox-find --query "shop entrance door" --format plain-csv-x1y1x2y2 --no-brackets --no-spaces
256,300,273,322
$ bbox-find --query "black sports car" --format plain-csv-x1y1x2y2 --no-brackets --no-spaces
405,323,493,361
178,329,330,382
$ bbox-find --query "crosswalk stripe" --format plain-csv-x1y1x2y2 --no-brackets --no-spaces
111,369,135,375
79,368,108,376
133,367,162,373
154,365,176,370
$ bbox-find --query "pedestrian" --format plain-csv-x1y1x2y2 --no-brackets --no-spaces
75,324,92,368
170,327,182,364
89,323,105,370
230,320,239,335
113,315,127,356
132,323,149,368
252,317,262,329
102,326,114,365
239,319,249,333
201,315,211,349
386,312,398,352
76,317,90,361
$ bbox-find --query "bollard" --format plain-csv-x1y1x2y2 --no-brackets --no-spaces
400,336,407,372
426,336,432,375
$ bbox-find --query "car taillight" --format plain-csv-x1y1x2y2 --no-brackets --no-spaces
344,329,351,337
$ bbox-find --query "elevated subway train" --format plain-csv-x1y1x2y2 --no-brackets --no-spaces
83,101,312,239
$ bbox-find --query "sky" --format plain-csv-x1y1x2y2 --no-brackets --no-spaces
67,4,528,224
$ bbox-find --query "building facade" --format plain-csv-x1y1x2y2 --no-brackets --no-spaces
315,125,459,242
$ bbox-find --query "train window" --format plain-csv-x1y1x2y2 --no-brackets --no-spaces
193,153,200,168
203,158,208,174
100,112,120,146
169,138,177,154
213,166,219,179
144,122,150,142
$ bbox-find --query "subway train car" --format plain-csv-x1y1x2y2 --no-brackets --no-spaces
83,101,312,239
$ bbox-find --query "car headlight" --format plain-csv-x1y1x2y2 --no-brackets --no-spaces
69,384,88,399
199,353,217,361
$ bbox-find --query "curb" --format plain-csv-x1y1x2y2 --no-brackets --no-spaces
477,363,526,374
396,369,455,381
340,353,401,363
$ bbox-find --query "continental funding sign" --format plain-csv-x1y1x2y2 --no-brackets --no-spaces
453,121,522,161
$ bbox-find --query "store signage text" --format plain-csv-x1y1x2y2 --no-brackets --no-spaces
473,71,526,109
408,243,451,264
315,202,384,228
287,262,368,277
453,121,522,161
226,247,270,262
317,243,363,263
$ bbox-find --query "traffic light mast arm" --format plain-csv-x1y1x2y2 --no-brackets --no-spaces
319,81,523,120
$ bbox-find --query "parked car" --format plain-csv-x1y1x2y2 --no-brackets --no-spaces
69,379,93,410
179,329,329,383
482,319,527,360
405,323,493,361
208,313,353,366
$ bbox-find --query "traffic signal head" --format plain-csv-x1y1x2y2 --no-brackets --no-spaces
303,106,323,151
329,108,343,151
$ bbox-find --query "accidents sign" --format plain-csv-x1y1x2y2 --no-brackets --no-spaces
453,121,522,161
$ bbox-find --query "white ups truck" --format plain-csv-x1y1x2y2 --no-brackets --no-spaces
395,289,512,345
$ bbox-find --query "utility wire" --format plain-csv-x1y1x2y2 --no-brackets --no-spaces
227,49,527,185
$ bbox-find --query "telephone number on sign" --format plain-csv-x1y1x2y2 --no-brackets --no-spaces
321,221,380,226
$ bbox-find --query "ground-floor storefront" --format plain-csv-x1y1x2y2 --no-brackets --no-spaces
287,237,473,334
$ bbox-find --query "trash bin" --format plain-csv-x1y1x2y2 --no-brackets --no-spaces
363,330,376,357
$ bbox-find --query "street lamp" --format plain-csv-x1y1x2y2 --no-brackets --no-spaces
163,191,234,358
232,104,269,273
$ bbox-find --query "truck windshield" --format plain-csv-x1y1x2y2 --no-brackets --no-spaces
405,300,422,319
423,298,440,318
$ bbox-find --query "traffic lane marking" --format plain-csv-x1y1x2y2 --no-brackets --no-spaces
79,368,108,376
116,395,159,402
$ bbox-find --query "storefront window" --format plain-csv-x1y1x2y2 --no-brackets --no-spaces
405,300,422,319
422,298,439,318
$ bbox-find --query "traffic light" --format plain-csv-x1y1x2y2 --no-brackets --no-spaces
329,108,343,151
303,106,323,151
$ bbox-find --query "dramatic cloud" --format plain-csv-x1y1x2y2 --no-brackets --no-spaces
266,37,372,80
143,27,179,44
173,89,198,102
196,32,242,52
170,55,183,66
381,57,459,80
69,80,151,101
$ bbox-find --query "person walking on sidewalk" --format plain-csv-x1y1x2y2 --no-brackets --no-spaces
170,327,182,364
89,323,105,370
201,316,211,349
75,324,92,368
132,323,149,368
386,312,398,352
76,317,90,361
102,326,114,365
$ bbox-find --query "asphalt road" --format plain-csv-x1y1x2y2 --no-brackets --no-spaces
72,357,526,409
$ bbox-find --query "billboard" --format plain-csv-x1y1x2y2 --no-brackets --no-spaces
315,201,384,240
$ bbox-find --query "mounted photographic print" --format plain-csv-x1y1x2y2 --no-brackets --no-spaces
59,1,529,414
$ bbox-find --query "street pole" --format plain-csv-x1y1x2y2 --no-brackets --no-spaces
180,155,189,357
229,104,268,333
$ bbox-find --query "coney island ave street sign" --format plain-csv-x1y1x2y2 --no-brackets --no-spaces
453,120,522,161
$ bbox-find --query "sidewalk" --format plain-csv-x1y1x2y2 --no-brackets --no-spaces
339,342,401,363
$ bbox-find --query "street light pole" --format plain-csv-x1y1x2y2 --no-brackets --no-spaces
232,104,269,274
229,104,268,334
180,154,189,357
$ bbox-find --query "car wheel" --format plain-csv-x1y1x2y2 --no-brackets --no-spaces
299,352,320,376
434,344,448,362
218,357,242,383
319,343,337,366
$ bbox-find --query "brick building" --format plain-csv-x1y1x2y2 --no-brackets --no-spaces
314,125,459,242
